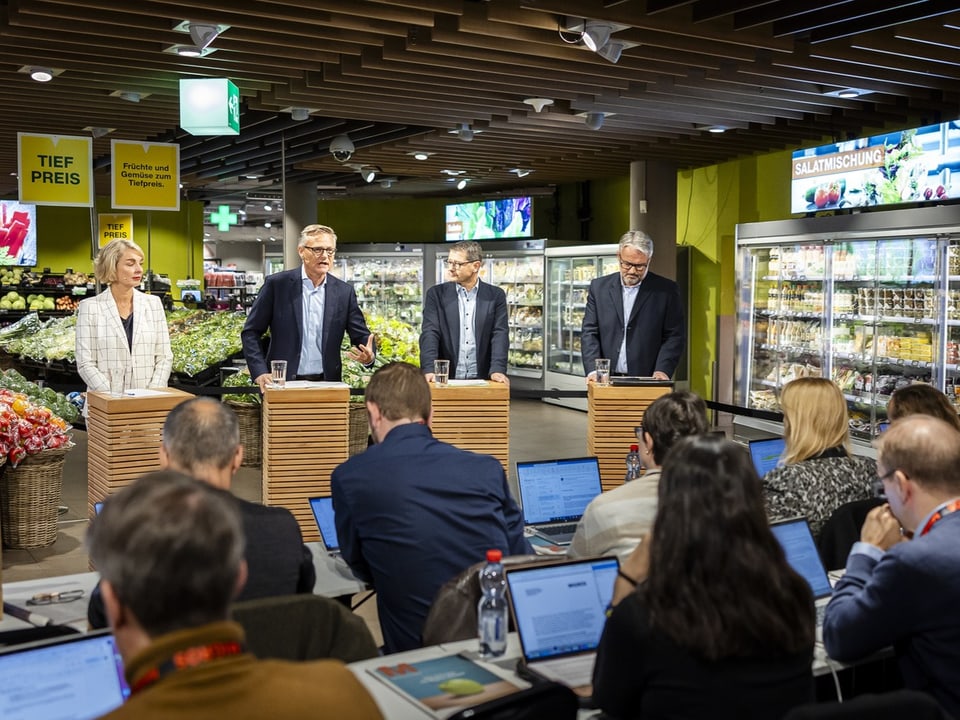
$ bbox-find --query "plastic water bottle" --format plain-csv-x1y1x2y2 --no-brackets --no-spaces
625,444,642,481
477,549,508,658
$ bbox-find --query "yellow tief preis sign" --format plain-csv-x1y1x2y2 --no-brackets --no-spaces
98,214,134,247
111,140,180,211
17,133,94,207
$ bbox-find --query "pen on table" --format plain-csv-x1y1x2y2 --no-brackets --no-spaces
3,602,54,627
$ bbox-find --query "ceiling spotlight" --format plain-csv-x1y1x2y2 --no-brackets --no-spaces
707,126,727,133
585,112,605,131
83,126,115,138
256,237,262,243
523,98,554,113
176,22,222,57
29,67,53,83
511,168,533,178
456,178,469,190
408,151,432,161
379,177,395,188
118,91,141,103
290,107,310,121
441,169,465,176
596,40,624,64
582,21,614,52
823,87,873,99
238,209,247,216
264,221,272,228
361,167,376,183
457,123,474,142
263,203,272,211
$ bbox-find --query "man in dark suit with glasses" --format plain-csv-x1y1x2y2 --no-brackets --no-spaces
242,224,374,391
581,230,685,383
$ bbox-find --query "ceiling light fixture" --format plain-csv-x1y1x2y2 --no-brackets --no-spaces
29,67,53,83
523,98,554,113
455,123,474,142
290,107,310,121
708,126,727,133
596,40,625,64
263,203,272,211
824,87,873,99
264,221,272,228
407,151,432,161
175,22,224,57
581,21,614,52
360,167,376,183
456,178,469,190
379,177,396,188
116,91,142,103
83,126,115,138
511,168,533,178
441,169,465,176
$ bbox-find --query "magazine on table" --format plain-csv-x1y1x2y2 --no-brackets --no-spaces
368,652,523,718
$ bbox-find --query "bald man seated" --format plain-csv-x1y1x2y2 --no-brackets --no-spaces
89,397,314,628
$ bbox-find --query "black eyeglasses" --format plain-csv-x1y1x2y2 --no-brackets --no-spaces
877,467,898,483
619,258,648,272
302,246,336,257
445,259,479,270
27,589,85,606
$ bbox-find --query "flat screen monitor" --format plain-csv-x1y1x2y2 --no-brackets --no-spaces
445,197,532,241
0,201,37,266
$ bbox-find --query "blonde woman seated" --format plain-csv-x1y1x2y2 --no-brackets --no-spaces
567,391,708,560
763,377,876,537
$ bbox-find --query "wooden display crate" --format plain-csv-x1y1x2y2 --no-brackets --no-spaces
587,383,672,491
262,386,350,543
86,389,195,515
429,382,509,474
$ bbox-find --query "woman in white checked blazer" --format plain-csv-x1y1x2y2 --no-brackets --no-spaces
75,239,173,397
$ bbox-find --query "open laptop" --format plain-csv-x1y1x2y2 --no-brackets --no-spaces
506,556,619,691
769,517,833,626
308,496,340,557
0,629,129,720
749,436,786,477
516,457,603,545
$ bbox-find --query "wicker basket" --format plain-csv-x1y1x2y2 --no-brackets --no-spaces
227,401,262,467
348,403,369,456
0,445,72,549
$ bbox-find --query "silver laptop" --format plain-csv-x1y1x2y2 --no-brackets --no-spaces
769,517,833,626
0,629,129,720
506,556,619,690
308,496,341,558
516,457,603,545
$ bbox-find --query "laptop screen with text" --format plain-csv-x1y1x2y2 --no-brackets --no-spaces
308,496,340,552
770,518,833,600
749,437,785,477
516,457,602,526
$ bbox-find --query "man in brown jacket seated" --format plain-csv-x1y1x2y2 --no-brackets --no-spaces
88,471,384,720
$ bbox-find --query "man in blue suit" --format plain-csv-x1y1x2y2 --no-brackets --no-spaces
242,224,374,391
581,231,684,382
419,240,510,386
823,415,960,716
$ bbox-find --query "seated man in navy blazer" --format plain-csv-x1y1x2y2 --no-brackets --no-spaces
581,230,685,382
823,415,960,717
242,224,374,392
419,240,510,386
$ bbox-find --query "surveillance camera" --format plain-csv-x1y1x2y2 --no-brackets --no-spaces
330,134,355,163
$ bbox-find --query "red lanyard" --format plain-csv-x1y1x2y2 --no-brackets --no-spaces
919,499,960,537
131,641,244,695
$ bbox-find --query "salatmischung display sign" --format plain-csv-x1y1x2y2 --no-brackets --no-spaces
791,120,960,213
17,133,93,207
111,141,180,211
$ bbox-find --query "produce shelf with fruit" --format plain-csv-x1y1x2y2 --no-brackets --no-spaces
0,267,92,324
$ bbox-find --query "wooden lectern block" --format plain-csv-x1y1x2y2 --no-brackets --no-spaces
262,386,350,542
429,382,509,474
86,388,195,517
587,384,672,491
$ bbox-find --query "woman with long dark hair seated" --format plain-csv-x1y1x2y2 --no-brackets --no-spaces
592,435,815,719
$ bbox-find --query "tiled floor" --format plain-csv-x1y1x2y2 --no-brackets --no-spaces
1,399,589,641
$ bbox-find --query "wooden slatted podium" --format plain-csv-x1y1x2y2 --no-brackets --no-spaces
429,382,509,474
86,388,195,515
262,385,350,543
587,383,672,491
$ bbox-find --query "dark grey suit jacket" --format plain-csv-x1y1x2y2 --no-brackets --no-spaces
241,267,370,381
580,271,685,378
418,280,509,379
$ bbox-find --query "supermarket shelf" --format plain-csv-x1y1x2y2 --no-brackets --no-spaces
833,351,933,369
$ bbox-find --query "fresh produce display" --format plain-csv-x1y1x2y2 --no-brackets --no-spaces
0,266,25,286
0,388,73,466
0,312,40,341
55,296,80,311
167,310,246,376
0,290,26,310
26,293,57,312
340,315,419,390
0,368,79,423
2,315,77,361
223,368,260,405
63,271,91,286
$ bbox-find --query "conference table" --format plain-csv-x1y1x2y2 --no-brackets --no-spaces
0,541,366,631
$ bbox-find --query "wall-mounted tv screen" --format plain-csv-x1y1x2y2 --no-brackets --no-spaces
791,120,960,214
445,197,532,241
0,201,37,266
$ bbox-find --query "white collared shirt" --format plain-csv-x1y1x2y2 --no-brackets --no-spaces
456,281,479,379
618,280,640,374
299,267,326,375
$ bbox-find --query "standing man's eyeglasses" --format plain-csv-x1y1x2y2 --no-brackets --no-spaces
445,260,479,270
619,259,648,272
302,246,336,257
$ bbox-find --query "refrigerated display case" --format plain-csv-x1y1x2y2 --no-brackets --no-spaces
543,244,619,410
334,245,424,325
432,240,546,379
736,205,960,441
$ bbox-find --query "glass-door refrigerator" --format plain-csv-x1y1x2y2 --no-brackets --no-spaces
543,244,619,411
736,206,960,444
333,244,425,326
431,240,546,383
